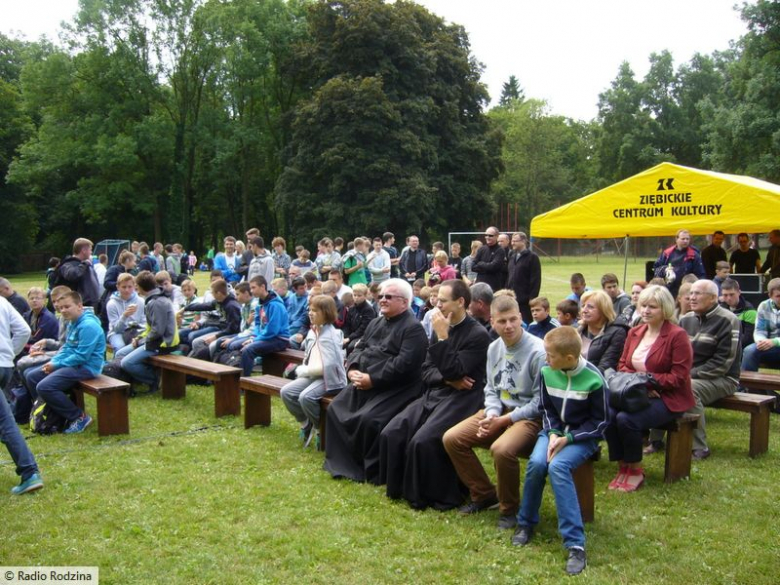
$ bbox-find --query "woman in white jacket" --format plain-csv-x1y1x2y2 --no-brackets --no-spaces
280,295,348,448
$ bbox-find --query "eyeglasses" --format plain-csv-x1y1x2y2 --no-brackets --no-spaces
378,294,402,301
689,291,713,297
484,234,497,238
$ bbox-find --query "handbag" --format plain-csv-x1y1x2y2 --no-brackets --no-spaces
606,370,653,413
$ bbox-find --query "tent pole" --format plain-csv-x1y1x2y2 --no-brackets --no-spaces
623,236,629,289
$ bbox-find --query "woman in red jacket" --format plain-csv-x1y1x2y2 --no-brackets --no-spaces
605,285,695,492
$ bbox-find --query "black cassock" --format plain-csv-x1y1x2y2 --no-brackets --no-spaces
324,309,427,483
379,315,490,510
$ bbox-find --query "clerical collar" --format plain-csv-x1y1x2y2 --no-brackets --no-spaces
449,313,467,328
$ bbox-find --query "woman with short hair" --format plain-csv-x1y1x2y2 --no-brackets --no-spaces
578,289,628,372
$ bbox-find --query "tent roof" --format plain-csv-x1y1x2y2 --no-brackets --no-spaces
530,162,780,239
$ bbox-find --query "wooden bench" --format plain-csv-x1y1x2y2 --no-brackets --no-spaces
710,391,776,457
263,348,305,377
73,375,131,436
149,355,241,417
571,447,601,523
658,413,700,483
240,375,286,428
740,371,780,396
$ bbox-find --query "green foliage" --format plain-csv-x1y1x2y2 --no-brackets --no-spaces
703,0,780,182
489,100,595,230
499,74,524,106
276,0,502,246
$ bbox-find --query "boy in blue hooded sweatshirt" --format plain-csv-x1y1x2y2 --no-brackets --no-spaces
239,275,290,376
25,291,106,434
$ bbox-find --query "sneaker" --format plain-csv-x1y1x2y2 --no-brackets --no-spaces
64,414,93,434
566,547,587,575
304,429,319,449
511,525,534,546
458,495,499,515
298,421,313,444
692,448,711,460
497,514,517,530
643,440,665,455
11,473,44,495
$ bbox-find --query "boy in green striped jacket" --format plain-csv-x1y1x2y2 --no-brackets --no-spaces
511,326,608,576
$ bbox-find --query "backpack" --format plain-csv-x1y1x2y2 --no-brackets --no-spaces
29,398,68,435
214,348,242,368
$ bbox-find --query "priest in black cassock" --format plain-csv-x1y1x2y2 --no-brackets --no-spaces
324,278,427,484
379,279,490,510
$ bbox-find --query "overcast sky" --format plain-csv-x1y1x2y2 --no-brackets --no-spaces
3,0,749,121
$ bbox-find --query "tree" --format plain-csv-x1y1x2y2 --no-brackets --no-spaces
499,74,524,107
489,99,595,229
276,0,502,245
703,0,780,181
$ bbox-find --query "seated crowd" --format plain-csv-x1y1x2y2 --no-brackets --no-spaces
1,227,779,577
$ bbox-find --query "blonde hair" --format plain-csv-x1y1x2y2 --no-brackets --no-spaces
580,289,616,324
544,326,582,359
638,285,676,323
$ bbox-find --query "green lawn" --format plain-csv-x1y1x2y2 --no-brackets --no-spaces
2,262,778,584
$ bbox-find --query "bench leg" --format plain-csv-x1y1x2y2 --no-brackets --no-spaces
664,424,695,483
73,389,86,412
244,391,271,428
95,392,130,436
572,460,594,523
749,407,771,457
160,369,186,400
318,403,329,453
262,357,285,377
214,376,241,418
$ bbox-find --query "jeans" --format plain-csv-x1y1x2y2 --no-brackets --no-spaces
280,377,342,426
0,367,39,481
742,343,780,371
107,333,128,353
120,345,159,387
180,326,219,346
25,364,91,423
517,432,599,549
240,337,289,376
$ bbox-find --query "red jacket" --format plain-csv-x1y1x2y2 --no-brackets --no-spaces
618,320,695,413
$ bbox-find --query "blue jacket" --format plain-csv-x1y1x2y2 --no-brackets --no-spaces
287,293,309,334
213,253,243,283
51,309,106,377
254,291,290,342
24,307,59,346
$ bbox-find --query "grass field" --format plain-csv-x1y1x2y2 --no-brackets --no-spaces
2,260,779,584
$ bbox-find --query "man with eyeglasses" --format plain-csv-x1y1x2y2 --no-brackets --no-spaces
324,278,427,484
676,280,741,460
379,279,490,510
473,227,508,293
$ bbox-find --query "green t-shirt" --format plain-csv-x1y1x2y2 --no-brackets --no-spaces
344,256,367,286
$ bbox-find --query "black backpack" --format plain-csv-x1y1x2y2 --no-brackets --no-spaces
29,398,68,435
214,348,242,368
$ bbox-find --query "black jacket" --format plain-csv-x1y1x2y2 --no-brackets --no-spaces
55,256,101,307
581,322,628,373
473,243,507,292
507,249,541,304
343,301,377,343
399,248,428,282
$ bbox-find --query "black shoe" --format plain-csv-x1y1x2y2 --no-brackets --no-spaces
511,525,534,546
566,547,587,575
497,514,517,530
458,495,499,515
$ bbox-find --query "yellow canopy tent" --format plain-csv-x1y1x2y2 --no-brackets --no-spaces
530,162,780,239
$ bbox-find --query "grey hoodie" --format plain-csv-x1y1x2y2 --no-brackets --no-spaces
248,250,275,284
483,331,547,422
301,323,348,391
106,290,147,335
